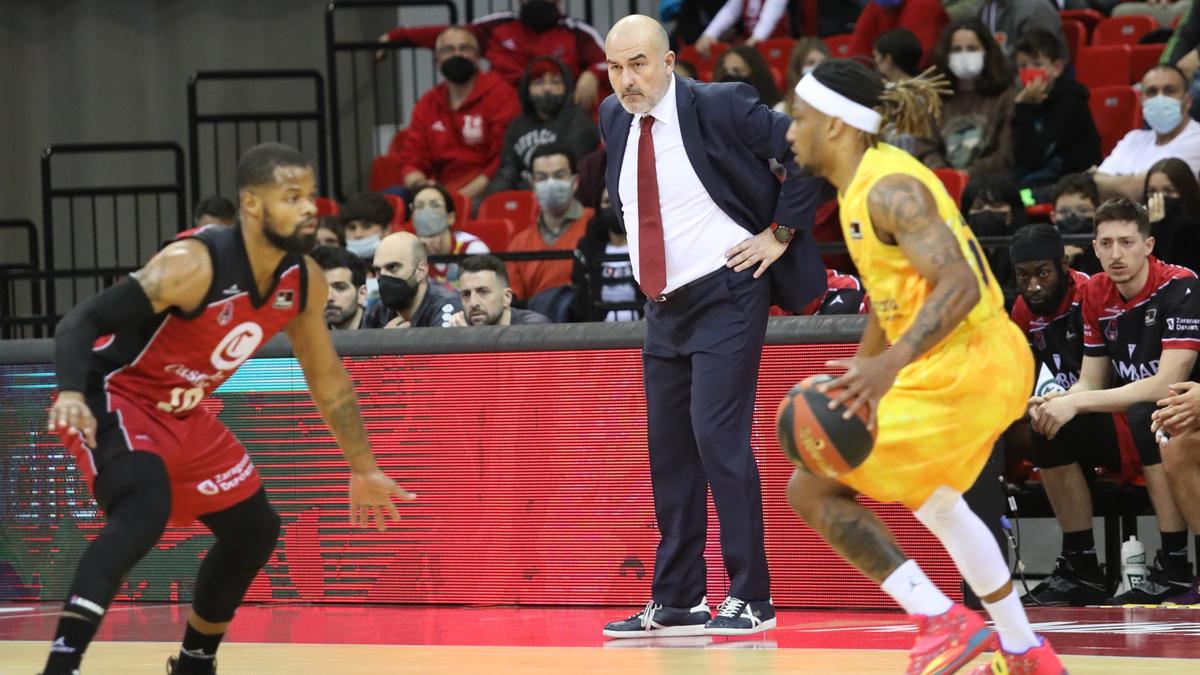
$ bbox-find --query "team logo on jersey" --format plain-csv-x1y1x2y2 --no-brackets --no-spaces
849,221,863,239
462,116,484,145
1033,330,1046,351
210,322,264,371
1145,308,1157,326
197,480,220,496
217,302,234,326
1104,319,1119,341
273,290,294,309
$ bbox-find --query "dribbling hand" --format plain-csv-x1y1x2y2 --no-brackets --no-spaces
47,391,97,447
820,355,901,430
349,470,417,532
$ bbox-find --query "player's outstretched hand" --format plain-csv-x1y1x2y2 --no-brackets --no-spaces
47,391,97,447
349,470,416,532
821,355,901,430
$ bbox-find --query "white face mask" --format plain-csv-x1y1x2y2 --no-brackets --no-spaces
948,51,985,80
801,65,816,76
346,233,381,260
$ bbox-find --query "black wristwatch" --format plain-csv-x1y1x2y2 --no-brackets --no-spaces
773,225,795,244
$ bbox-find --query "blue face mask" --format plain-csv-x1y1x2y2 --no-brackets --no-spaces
1142,95,1185,135
345,233,381,260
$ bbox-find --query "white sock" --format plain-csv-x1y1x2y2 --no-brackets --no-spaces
982,592,1041,653
881,560,954,617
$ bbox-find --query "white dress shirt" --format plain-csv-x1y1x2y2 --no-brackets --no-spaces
618,76,752,295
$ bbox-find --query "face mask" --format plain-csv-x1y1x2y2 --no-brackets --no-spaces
968,210,1009,236
1142,95,1185,135
948,51,985,80
378,272,419,311
346,233,380,260
593,208,624,236
1161,196,1183,218
412,210,450,237
1055,214,1093,235
531,92,565,116
440,56,477,85
534,178,574,212
365,276,380,305
519,0,560,33
801,65,816,76
1018,67,1049,88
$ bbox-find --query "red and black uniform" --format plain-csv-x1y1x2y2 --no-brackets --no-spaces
1011,268,1139,477
798,269,868,316
60,225,308,526
1079,257,1200,466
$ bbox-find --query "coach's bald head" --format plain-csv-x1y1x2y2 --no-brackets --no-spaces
605,15,674,115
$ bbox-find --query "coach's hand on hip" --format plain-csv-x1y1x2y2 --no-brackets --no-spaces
725,229,787,278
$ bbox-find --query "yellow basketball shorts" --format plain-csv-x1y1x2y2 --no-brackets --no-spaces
838,317,1033,510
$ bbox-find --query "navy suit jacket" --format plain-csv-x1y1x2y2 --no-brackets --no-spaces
598,74,829,312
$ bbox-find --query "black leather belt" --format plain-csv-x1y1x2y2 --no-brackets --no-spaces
650,267,727,303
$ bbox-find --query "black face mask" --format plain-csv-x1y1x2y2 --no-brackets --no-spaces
531,92,565,116
1162,196,1183,219
968,210,1010,237
1055,214,1093,235
593,208,624,236
519,0,560,32
440,56,477,85
378,273,419,311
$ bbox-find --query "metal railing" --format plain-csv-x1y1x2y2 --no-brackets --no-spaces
0,219,43,340
40,142,186,322
187,69,329,207
0,267,136,340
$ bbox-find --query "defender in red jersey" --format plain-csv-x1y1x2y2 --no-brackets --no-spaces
1032,199,1200,607
41,143,414,675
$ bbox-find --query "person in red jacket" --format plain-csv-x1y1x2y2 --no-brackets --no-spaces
849,0,948,66
378,0,607,109
395,27,521,201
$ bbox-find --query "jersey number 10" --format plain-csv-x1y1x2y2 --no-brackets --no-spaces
157,386,204,414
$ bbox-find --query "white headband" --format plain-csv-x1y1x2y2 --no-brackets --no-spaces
794,73,882,134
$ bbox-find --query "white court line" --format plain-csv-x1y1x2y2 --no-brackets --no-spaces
0,608,34,614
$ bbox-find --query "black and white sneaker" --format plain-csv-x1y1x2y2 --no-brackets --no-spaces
166,655,217,674
1022,556,1109,607
602,598,711,638
705,596,776,636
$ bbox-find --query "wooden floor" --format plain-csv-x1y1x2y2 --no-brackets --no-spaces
4,640,1199,674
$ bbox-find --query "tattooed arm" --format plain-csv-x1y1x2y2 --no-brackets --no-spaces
287,258,415,530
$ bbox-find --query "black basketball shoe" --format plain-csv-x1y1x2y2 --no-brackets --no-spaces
705,596,777,636
1022,556,1109,607
602,598,711,638
1105,552,1191,606
166,655,217,674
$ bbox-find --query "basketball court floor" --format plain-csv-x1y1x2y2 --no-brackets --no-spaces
3,603,1199,673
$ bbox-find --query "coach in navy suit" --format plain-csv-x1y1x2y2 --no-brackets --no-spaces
599,16,826,638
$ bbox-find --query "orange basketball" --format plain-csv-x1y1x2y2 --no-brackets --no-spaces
775,375,876,478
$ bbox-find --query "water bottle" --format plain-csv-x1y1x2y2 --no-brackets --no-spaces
1118,536,1147,595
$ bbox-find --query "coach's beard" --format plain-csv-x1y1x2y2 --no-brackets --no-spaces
619,79,670,115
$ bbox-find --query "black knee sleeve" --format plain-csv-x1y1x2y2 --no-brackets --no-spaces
66,452,171,613
1031,413,1120,470
1127,401,1160,466
193,489,280,622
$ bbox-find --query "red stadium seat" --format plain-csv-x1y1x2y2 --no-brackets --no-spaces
822,34,853,58
1130,43,1166,83
1089,85,1140,156
678,41,729,81
1060,9,1105,38
315,197,339,217
1093,16,1158,46
932,168,968,205
463,218,518,252
1076,45,1132,89
382,193,409,232
478,190,539,231
450,191,471,228
1062,19,1086,64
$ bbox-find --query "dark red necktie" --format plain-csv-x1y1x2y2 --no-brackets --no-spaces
637,114,667,299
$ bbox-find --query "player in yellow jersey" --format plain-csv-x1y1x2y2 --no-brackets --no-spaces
782,59,1066,675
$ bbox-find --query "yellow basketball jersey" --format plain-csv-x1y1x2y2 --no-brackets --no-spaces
839,143,1006,346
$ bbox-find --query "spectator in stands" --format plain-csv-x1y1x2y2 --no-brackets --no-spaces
1031,198,1200,605
692,0,790,56
1094,65,1200,200
798,269,869,315
193,195,236,228
507,143,593,303
485,57,600,197
1162,0,1200,120
978,0,1064,59
1145,157,1200,272
849,0,949,64
378,1,607,108
450,254,552,326
312,245,368,330
962,172,1026,290
1011,29,1101,191
1113,0,1193,30
363,232,462,328
341,191,393,262
392,27,520,202
572,190,643,322
873,28,923,81
1051,172,1104,275
1008,224,1119,606
918,18,1015,177
714,45,782,107
411,182,490,285
314,215,345,249
777,37,829,114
